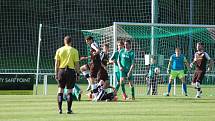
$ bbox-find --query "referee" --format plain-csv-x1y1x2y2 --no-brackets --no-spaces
55,36,80,114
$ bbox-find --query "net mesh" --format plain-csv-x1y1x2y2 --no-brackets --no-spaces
82,23,215,96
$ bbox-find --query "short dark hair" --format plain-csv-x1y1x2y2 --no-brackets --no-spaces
85,36,93,40
197,42,203,46
118,40,124,46
103,43,109,48
125,40,131,45
64,35,72,44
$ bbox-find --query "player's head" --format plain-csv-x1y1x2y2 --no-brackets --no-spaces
124,40,131,49
175,47,181,55
196,42,204,51
117,40,124,50
64,35,72,45
85,36,93,45
103,44,109,53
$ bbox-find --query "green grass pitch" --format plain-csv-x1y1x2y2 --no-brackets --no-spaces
0,84,215,121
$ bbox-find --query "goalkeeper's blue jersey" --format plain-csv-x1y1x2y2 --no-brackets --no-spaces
170,54,186,70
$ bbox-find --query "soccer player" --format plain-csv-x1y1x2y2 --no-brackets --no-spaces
190,42,213,98
98,44,109,88
89,80,118,102
85,36,101,98
55,35,80,114
166,47,190,96
80,64,91,91
109,41,125,92
146,57,160,95
118,40,135,100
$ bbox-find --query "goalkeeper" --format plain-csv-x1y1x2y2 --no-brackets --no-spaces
166,48,190,96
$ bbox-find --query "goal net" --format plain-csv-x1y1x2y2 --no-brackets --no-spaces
82,22,215,97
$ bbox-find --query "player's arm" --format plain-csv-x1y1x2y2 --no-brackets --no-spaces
204,52,214,71
54,50,60,80
101,63,107,70
91,43,100,55
109,52,116,64
128,52,135,77
117,50,123,71
80,56,90,61
55,49,60,80
190,53,197,68
74,50,80,80
184,57,190,70
55,60,60,80
128,64,134,77
208,59,214,72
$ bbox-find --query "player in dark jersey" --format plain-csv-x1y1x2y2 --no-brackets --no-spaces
85,36,101,99
190,42,213,98
98,44,109,88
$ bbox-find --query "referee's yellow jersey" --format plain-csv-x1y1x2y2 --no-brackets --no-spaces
55,45,79,69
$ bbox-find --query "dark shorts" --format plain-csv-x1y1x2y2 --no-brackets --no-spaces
192,70,206,84
57,68,76,89
89,63,101,78
98,67,108,82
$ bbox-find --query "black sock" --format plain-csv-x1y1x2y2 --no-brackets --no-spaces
197,88,201,91
67,93,73,111
57,93,63,111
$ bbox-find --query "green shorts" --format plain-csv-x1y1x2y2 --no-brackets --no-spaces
170,70,185,79
120,70,133,81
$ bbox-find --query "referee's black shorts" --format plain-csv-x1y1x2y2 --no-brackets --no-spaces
57,68,76,89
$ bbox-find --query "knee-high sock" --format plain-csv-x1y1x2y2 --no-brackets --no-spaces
83,71,91,87
168,83,171,94
131,86,135,97
121,83,126,93
115,82,120,92
57,93,63,110
196,81,201,96
67,93,73,111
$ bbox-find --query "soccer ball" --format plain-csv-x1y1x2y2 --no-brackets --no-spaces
154,67,160,74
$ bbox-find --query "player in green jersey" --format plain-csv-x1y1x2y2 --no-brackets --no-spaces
118,40,135,100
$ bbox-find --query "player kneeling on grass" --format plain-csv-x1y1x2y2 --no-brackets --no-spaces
166,47,190,96
80,64,91,91
63,84,82,101
87,81,118,102
146,57,160,95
